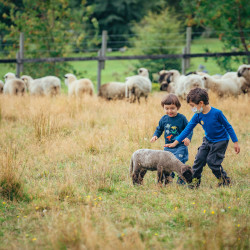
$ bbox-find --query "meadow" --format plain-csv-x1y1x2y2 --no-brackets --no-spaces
0,91,249,249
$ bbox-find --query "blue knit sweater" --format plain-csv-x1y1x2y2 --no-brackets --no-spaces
176,107,238,143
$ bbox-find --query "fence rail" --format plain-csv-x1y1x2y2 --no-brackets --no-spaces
1,30,249,91
1,51,249,64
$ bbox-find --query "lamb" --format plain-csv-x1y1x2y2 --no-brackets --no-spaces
21,75,61,96
98,82,126,100
0,80,3,94
64,73,94,97
202,75,241,97
130,149,193,185
237,64,250,93
4,72,26,95
125,68,152,103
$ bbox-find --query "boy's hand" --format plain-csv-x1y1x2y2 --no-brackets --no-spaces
150,136,158,143
234,142,240,154
164,140,179,148
182,138,190,146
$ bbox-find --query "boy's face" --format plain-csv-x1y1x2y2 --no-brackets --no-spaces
189,101,203,113
163,104,178,117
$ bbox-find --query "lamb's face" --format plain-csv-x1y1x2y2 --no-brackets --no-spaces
237,64,250,78
138,68,149,78
182,165,193,183
20,75,32,89
64,74,76,86
4,72,16,83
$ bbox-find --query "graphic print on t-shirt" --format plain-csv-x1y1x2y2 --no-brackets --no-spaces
165,124,180,142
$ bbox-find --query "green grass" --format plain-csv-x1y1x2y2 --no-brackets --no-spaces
0,93,249,249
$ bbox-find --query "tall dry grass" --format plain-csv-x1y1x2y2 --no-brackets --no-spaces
0,93,249,249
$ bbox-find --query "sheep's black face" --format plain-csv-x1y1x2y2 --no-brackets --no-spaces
182,165,193,184
64,75,68,79
158,73,168,84
160,83,169,91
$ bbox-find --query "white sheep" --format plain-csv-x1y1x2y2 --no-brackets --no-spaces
21,75,61,96
202,75,240,97
182,74,205,98
98,82,126,100
0,80,4,94
237,64,250,93
4,72,26,95
64,73,94,97
221,71,247,94
130,149,193,185
125,68,152,103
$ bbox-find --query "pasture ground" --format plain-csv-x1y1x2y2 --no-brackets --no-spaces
0,92,249,249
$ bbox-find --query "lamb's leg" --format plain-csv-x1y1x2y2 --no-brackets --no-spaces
157,167,164,184
163,171,172,185
138,169,147,184
132,169,145,185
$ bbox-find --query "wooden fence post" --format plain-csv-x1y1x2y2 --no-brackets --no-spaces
16,32,24,77
186,27,192,69
182,47,187,75
97,30,107,92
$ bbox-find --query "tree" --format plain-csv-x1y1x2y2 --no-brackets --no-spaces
181,0,250,69
85,0,164,49
0,0,94,77
130,8,184,79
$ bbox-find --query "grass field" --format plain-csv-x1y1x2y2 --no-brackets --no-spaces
0,38,245,94
0,91,249,249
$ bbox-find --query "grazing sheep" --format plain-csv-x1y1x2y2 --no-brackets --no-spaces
21,75,61,96
125,68,152,103
221,71,247,94
4,72,26,95
237,64,250,93
98,82,126,100
158,70,175,92
202,75,240,97
0,80,3,94
64,73,94,97
130,149,193,185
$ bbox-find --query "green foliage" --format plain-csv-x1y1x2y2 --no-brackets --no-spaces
130,8,184,78
181,0,250,70
86,0,164,49
0,0,97,77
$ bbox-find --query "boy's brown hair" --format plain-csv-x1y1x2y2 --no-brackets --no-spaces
187,88,209,105
161,94,181,109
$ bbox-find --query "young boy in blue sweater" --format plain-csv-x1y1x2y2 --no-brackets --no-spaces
165,88,240,187
150,94,193,184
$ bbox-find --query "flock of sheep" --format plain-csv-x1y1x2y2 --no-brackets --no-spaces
0,64,249,101
158,64,250,99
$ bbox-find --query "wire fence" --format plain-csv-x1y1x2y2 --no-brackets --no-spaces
0,28,249,90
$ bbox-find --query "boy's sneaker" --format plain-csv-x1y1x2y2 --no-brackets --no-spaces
188,178,201,189
217,177,231,187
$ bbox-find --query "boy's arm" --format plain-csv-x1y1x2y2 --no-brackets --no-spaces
152,118,164,140
183,116,193,142
218,111,238,142
218,111,240,154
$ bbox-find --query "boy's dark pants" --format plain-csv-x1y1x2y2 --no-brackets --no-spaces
193,137,229,181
